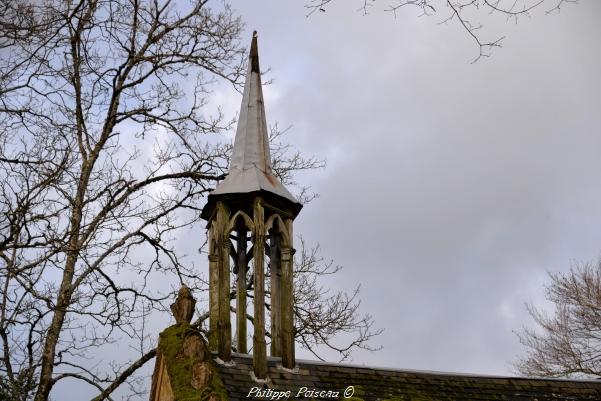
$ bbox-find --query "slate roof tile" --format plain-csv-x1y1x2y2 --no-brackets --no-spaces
212,353,601,401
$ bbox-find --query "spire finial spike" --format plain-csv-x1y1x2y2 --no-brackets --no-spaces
250,30,259,72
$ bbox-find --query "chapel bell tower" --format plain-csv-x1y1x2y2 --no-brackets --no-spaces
200,32,302,379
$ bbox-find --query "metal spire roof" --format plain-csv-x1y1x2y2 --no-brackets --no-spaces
208,32,300,208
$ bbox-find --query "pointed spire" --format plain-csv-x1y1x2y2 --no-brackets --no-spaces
202,31,301,218
229,30,271,174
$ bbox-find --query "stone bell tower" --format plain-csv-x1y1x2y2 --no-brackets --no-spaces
200,32,302,379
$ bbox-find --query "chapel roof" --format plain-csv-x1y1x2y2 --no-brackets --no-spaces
213,353,601,401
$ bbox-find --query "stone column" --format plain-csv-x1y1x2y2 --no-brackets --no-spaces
252,198,267,379
216,202,231,361
281,218,295,369
269,227,282,357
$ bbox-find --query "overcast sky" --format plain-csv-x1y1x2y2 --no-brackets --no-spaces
221,0,601,375
43,1,601,399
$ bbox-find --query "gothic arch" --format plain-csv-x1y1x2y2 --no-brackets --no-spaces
265,214,290,247
226,210,255,235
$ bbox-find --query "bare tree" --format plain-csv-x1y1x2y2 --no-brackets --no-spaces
0,1,380,400
515,260,601,378
306,0,579,62
1,2,244,399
